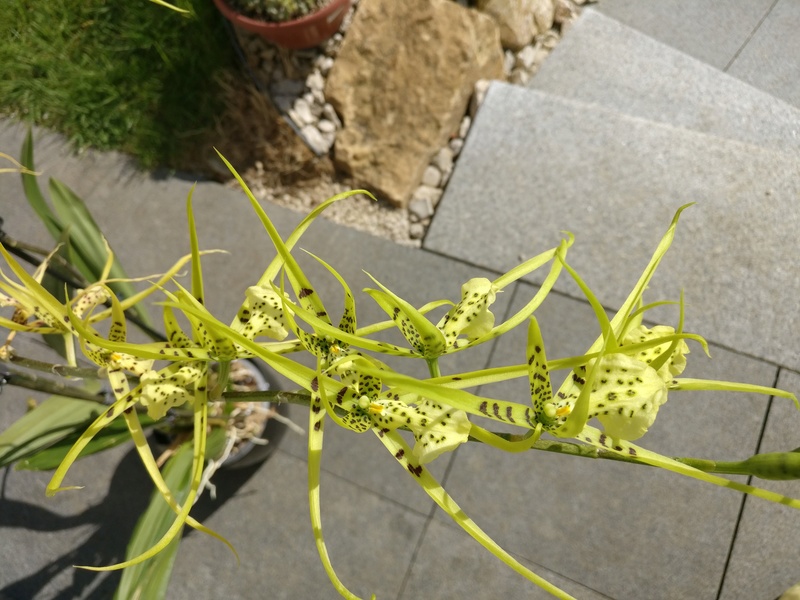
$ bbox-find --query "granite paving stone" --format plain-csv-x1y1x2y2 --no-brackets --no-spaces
530,8,800,152
727,0,800,109
400,518,612,600
166,451,427,600
595,0,776,70
424,83,800,371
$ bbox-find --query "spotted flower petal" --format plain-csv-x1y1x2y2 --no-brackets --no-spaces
436,277,498,348
589,353,668,441
138,364,205,420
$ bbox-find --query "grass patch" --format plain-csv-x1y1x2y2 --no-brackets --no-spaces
0,0,238,170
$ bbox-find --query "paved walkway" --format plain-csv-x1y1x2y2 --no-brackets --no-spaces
1,2,799,599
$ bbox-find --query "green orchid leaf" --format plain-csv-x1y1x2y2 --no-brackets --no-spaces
0,395,103,469
47,178,151,326
114,441,191,600
20,129,62,240
114,426,228,600
375,428,576,600
16,412,156,471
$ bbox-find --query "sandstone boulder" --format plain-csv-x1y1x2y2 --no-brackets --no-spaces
477,0,554,50
325,0,503,207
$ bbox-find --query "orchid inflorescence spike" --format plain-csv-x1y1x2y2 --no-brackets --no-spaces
3,154,799,600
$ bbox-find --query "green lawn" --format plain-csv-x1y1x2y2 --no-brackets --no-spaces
0,0,237,170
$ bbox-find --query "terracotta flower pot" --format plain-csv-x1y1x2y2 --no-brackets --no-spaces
213,0,352,49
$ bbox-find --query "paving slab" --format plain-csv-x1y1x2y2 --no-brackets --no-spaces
595,0,776,71
432,281,785,600
530,8,800,152
718,368,800,600
727,0,800,109
425,83,800,371
400,518,611,600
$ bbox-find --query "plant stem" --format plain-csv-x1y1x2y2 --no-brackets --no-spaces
0,363,104,402
4,354,103,379
426,358,441,379
476,432,800,480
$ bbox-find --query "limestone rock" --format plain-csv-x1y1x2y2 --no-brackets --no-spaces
325,0,503,207
477,0,553,50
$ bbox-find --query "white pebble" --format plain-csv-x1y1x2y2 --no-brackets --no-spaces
503,50,516,75
322,103,342,128
409,222,426,239
470,79,491,118
516,45,538,71
290,98,315,127
421,165,442,188
408,195,433,221
432,147,454,176
459,115,471,139
411,185,443,207
306,70,325,93
300,125,332,154
318,119,336,133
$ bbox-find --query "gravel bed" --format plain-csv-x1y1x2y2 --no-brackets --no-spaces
232,0,592,246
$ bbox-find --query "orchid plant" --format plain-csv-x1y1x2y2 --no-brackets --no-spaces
2,142,800,600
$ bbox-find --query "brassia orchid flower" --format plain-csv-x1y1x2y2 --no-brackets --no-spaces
5,149,800,600
519,205,800,512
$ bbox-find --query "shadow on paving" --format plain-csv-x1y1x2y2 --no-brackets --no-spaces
0,440,273,600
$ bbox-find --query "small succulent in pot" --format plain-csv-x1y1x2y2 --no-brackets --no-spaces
228,0,332,21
